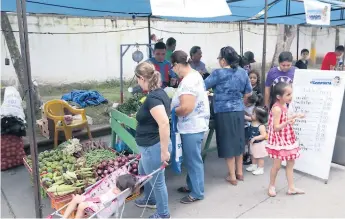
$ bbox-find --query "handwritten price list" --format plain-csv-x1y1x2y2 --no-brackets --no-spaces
291,87,332,153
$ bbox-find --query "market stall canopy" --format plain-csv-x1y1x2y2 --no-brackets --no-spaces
150,0,232,18
1,0,344,24
0,0,268,22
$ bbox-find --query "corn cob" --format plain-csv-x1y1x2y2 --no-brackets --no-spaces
47,184,76,193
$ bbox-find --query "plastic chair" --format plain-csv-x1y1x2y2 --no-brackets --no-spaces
44,100,92,147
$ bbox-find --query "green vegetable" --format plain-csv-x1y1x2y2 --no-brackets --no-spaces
85,149,117,167
117,93,146,115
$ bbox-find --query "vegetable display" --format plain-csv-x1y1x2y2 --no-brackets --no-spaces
26,149,97,196
57,138,83,158
24,139,140,199
116,93,146,116
95,154,139,179
85,149,117,168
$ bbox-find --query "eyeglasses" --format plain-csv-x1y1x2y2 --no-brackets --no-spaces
171,63,177,69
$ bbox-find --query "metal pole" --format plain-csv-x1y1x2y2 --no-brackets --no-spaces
296,25,300,61
120,45,124,103
261,0,268,95
239,21,243,56
341,38,345,71
15,0,42,217
148,15,152,58
241,22,244,57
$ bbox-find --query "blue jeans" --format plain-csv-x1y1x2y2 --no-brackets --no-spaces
181,132,205,199
138,142,172,216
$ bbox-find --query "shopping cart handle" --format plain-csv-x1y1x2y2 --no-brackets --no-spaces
160,163,169,169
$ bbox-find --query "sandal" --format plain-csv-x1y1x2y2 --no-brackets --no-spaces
180,195,199,204
236,174,244,181
177,187,191,193
287,188,305,195
225,176,238,186
268,186,276,197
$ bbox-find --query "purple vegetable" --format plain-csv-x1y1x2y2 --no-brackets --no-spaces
114,161,119,166
132,168,138,174
101,174,105,178
108,160,114,165
103,170,108,174
102,161,107,166
97,169,103,175
109,167,115,173
132,163,138,169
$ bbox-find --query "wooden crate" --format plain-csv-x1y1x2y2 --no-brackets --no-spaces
50,196,76,219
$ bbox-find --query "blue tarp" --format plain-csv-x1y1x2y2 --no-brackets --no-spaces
61,90,108,108
1,0,344,25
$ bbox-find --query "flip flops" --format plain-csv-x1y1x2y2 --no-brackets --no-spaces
177,187,191,193
287,188,305,195
225,176,238,186
268,186,277,197
268,187,305,197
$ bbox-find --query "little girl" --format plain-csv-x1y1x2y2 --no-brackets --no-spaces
62,174,137,219
248,70,261,95
245,107,268,175
244,92,263,165
266,82,305,197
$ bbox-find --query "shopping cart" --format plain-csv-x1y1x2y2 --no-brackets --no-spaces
47,155,166,219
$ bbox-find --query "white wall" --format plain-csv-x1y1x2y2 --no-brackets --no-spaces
1,14,344,85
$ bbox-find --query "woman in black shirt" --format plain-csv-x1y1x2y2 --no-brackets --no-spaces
133,62,171,219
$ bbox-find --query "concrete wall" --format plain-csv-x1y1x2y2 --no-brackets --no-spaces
1,14,344,85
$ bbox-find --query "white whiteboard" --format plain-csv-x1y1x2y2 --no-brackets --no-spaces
287,70,345,180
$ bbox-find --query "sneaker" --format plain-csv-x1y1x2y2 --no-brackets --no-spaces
252,167,264,175
149,212,171,219
246,164,257,172
134,199,157,209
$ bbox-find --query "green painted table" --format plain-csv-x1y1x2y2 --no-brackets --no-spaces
110,109,216,162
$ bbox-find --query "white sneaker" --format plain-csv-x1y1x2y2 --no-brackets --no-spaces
246,164,257,172
252,167,264,175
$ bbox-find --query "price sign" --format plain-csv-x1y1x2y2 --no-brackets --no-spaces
287,70,345,180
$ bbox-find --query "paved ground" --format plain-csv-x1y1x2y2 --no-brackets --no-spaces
2,134,345,218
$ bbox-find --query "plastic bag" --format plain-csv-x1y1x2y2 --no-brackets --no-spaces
0,86,25,121
170,108,183,174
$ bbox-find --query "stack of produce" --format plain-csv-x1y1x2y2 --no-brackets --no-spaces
1,135,26,171
116,93,146,116
84,149,118,168
95,154,139,179
25,139,99,196
44,168,96,196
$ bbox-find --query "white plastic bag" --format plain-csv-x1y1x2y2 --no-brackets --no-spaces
171,108,183,174
0,86,25,121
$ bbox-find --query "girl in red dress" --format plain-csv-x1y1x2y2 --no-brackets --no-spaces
266,82,305,197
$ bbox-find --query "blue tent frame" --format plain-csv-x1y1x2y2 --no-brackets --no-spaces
2,0,344,217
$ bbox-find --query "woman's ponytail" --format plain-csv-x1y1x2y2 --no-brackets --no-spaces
148,70,161,91
135,62,161,91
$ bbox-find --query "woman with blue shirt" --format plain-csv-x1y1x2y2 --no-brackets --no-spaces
205,46,252,186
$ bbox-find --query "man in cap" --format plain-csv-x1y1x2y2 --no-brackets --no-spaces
242,51,256,73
